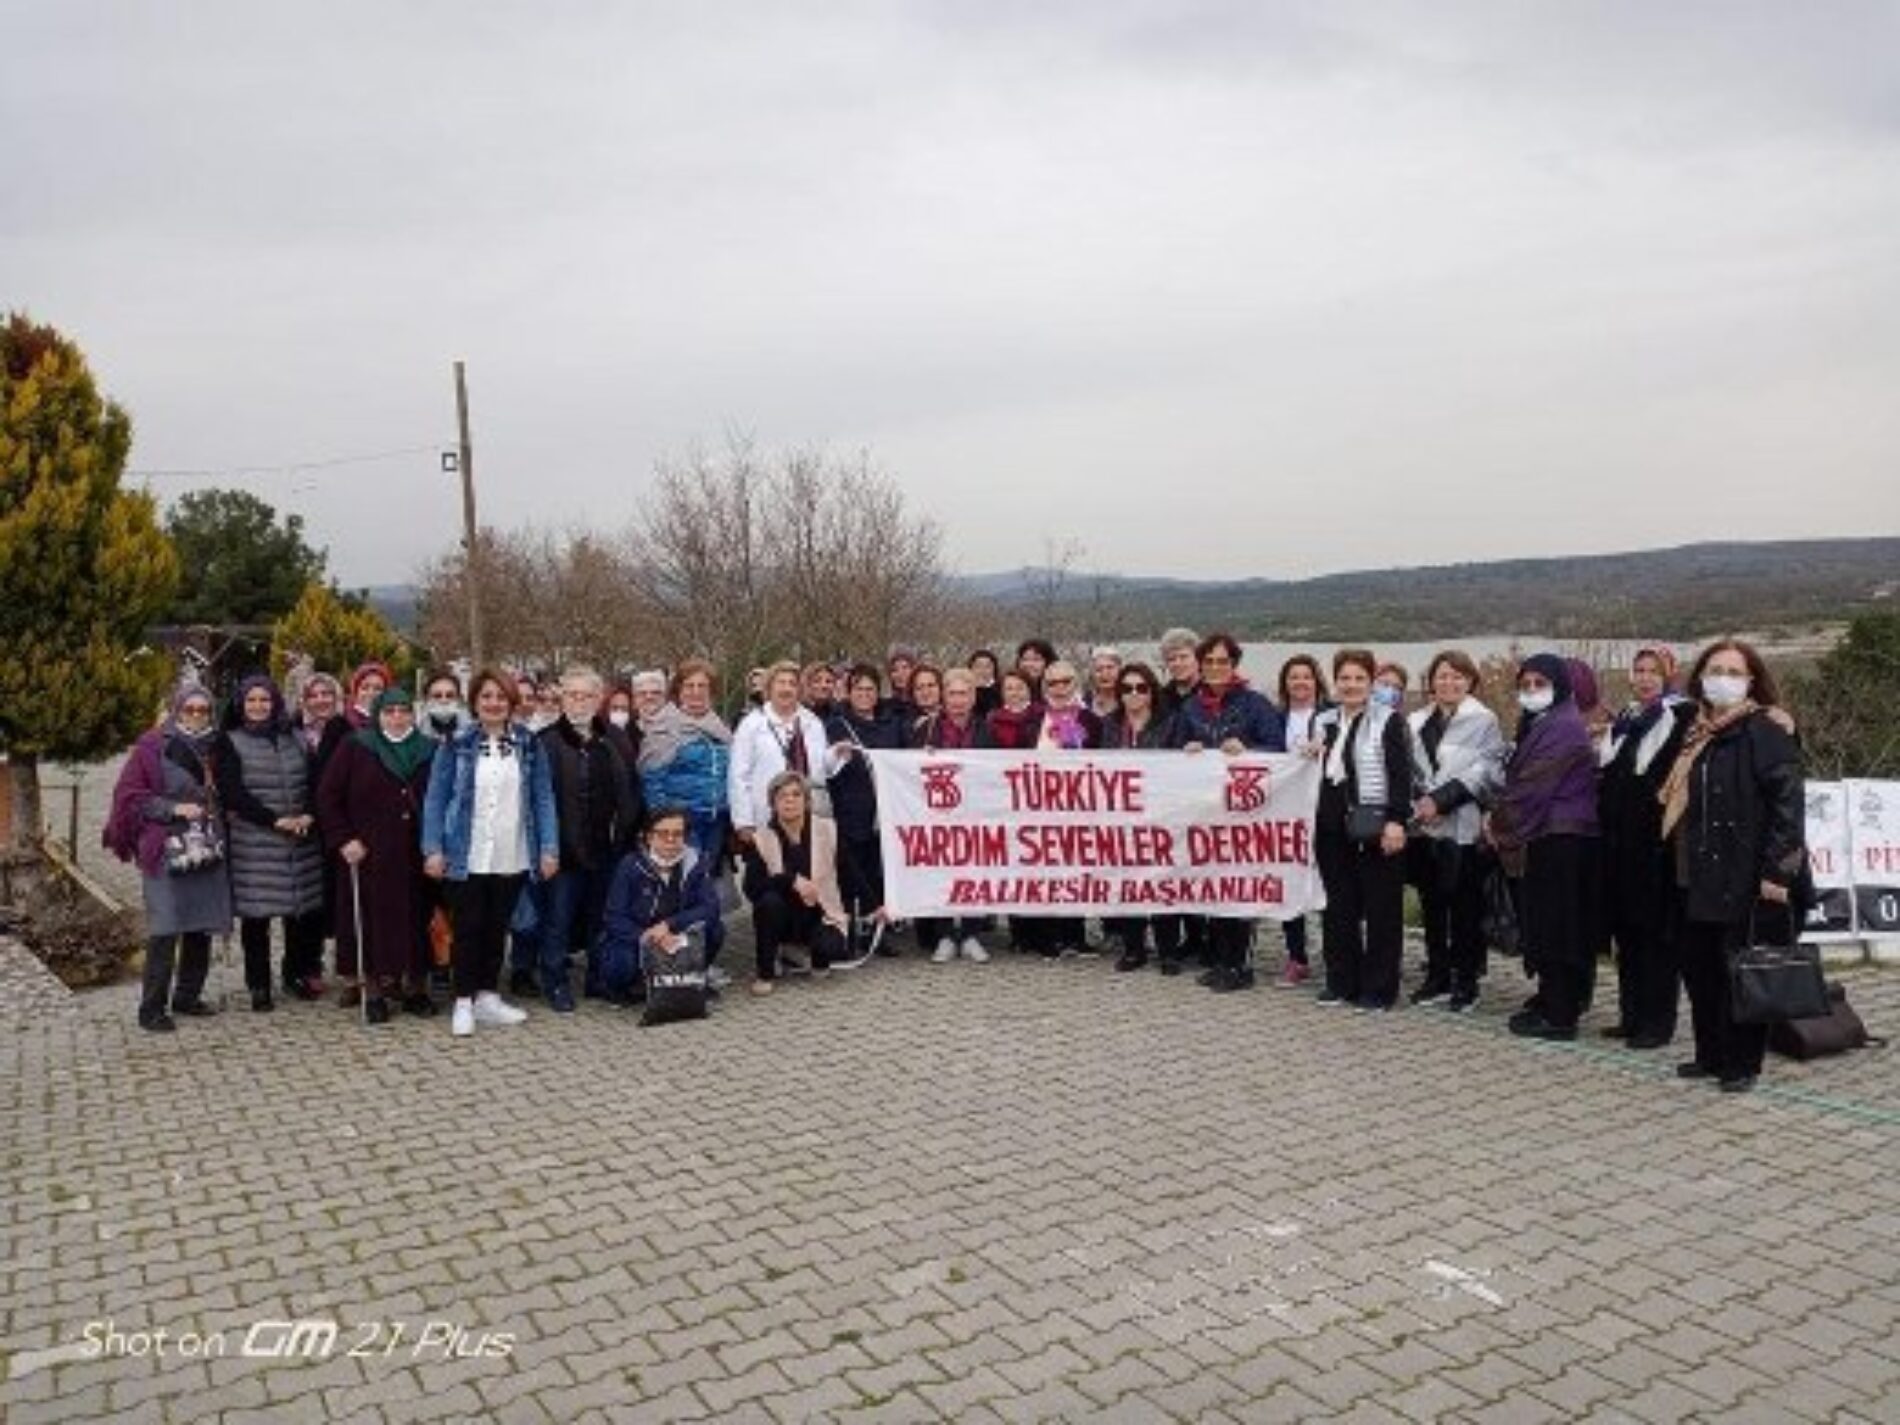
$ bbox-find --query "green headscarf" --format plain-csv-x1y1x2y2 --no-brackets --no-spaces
356,686,436,782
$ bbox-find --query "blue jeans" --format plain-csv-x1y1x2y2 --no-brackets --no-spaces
527,865,612,998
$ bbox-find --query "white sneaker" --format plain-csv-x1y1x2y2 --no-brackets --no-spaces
450,999,475,1038
931,938,958,963
473,991,527,1026
961,938,989,963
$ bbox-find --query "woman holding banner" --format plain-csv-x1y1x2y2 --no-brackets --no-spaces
912,669,994,964
1173,633,1287,992
824,664,906,947
1102,660,1174,971
1274,655,1331,987
1659,639,1806,1093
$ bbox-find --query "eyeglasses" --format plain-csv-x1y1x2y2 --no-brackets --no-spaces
1119,683,1151,696
1201,655,1234,667
649,827,687,841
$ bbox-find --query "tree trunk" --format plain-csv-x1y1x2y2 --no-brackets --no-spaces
7,754,42,851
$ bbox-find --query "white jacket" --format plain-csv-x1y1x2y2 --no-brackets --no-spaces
1407,697,1507,846
727,704,832,833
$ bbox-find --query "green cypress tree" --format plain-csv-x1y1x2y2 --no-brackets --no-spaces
0,313,179,848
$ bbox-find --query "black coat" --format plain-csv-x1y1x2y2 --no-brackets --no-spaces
1599,702,1692,924
825,708,908,841
1101,711,1177,750
1674,710,1805,927
1316,709,1414,833
538,721,641,871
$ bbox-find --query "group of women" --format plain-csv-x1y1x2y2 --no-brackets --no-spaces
107,629,1807,1090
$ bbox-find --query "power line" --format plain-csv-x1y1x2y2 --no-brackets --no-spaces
128,444,445,480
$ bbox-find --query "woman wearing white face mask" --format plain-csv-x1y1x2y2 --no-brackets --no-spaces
1488,653,1601,1040
420,671,469,743
1658,639,1806,1094
1372,662,1409,714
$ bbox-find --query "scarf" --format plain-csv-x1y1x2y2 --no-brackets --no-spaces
1195,675,1250,723
1493,698,1597,853
356,688,436,782
986,704,1038,750
298,673,343,751
1658,699,1760,838
927,712,977,750
1040,702,1087,750
636,702,689,772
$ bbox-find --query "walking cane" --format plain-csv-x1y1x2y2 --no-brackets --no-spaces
349,858,370,1027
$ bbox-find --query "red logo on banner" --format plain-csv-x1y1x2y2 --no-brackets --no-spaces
1224,765,1270,813
922,763,964,811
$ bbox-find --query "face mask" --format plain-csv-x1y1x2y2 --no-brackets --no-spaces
1518,688,1554,714
649,844,686,869
427,700,462,728
1371,685,1402,710
608,709,631,728
1703,674,1750,708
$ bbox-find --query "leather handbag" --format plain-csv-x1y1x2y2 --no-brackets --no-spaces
1728,910,1830,1025
1768,981,1882,1060
1346,804,1386,844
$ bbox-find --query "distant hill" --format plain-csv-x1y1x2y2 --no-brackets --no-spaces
963,538,1900,641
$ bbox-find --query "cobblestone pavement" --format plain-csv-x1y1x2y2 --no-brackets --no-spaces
3,920,1898,1425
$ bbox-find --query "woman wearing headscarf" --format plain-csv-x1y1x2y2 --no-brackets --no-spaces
1658,639,1805,1093
422,669,559,1038
316,687,438,1024
214,674,327,1010
104,685,234,1032
1489,653,1602,1040
1406,650,1507,1012
1598,644,1694,1048
345,660,394,729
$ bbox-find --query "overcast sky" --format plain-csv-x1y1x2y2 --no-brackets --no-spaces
5,2,1895,586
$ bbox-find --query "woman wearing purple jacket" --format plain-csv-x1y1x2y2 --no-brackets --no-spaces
1489,653,1602,1040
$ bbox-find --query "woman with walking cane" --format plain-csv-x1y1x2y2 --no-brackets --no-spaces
316,687,438,1025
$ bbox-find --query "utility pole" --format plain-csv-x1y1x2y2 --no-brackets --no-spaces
453,360,486,668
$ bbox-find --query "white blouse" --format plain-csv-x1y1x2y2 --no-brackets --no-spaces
467,737,529,876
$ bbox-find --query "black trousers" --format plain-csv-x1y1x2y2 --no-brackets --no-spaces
837,834,886,916
1154,914,1207,965
239,911,326,991
445,873,527,999
1611,894,1680,1040
1680,909,1776,1080
752,890,845,980
1282,915,1309,965
1414,841,1487,990
141,933,210,1020
1103,917,1150,954
1317,832,1405,1003
1521,834,1600,1028
1206,917,1254,971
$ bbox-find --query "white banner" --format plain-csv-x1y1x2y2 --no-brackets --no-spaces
869,749,1325,918
1802,781,1856,940
1846,779,1900,939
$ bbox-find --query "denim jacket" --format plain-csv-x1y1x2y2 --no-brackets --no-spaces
421,723,560,880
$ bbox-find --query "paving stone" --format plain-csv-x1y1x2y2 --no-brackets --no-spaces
4,928,1899,1425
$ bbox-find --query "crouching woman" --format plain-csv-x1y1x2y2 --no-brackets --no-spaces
598,807,726,1005
741,772,850,996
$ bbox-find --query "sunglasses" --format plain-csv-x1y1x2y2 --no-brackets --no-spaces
1119,682,1152,696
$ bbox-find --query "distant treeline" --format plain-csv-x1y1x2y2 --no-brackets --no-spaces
983,538,1900,642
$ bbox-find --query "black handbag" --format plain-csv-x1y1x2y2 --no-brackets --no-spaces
1480,857,1519,957
1728,911,1830,1025
1346,805,1386,844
